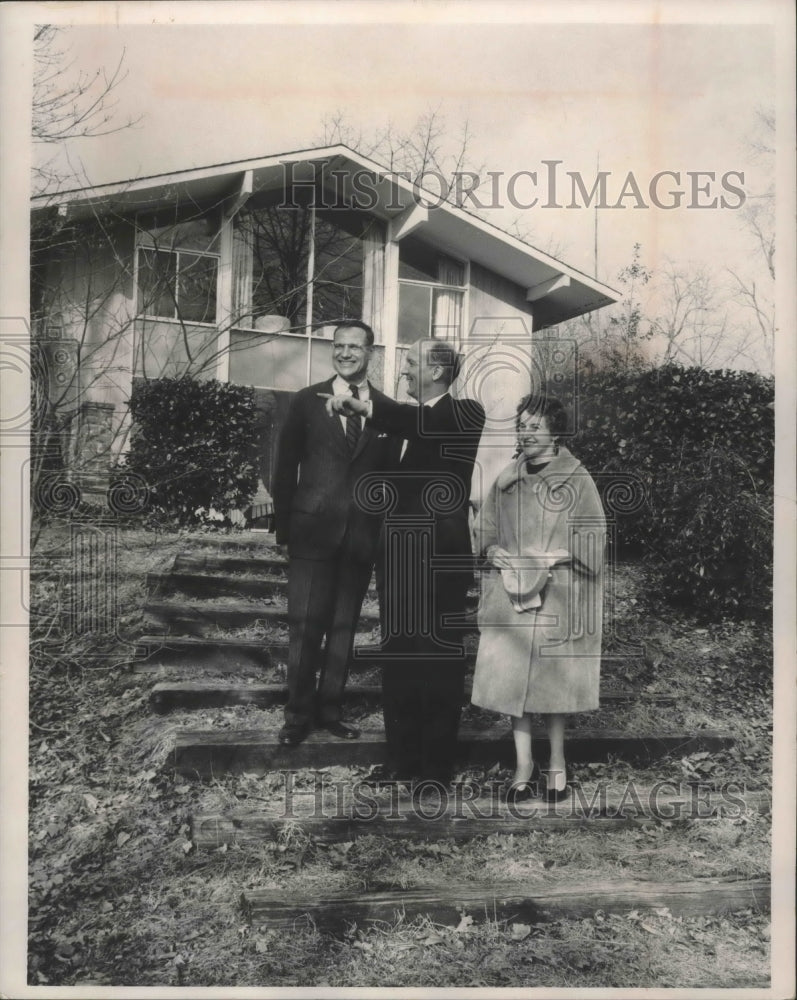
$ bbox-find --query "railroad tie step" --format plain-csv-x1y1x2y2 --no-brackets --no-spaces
132,636,645,674
143,599,382,635
241,876,770,931
149,679,675,713
146,571,290,600
191,786,770,849
171,726,736,777
173,553,288,575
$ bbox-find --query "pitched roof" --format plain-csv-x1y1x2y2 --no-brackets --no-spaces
31,144,619,328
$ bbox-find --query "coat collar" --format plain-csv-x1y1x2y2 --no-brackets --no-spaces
495,445,582,492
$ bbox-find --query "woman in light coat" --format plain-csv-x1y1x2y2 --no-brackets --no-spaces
471,396,605,801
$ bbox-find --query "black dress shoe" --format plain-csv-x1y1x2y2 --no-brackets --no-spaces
320,720,360,740
506,762,541,803
543,767,569,803
278,723,309,745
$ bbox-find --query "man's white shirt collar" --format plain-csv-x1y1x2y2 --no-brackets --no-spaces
332,375,369,398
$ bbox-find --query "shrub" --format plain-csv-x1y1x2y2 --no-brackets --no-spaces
125,377,260,524
561,364,774,619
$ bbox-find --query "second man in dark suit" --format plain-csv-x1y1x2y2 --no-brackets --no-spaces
323,339,485,783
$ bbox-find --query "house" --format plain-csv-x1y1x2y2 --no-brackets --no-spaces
30,144,619,506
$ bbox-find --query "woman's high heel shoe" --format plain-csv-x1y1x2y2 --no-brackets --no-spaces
542,766,569,803
506,762,541,803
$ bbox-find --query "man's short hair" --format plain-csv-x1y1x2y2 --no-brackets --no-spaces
333,319,375,347
424,339,462,386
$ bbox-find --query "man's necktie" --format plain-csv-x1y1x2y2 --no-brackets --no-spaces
346,384,361,453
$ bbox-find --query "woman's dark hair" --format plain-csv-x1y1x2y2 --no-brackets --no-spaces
516,394,569,437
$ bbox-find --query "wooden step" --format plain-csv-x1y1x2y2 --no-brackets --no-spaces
144,599,382,635
150,679,674,713
147,571,289,600
174,552,288,575
192,787,769,849
242,876,770,930
133,635,277,670
149,569,387,602
133,636,642,674
171,726,736,778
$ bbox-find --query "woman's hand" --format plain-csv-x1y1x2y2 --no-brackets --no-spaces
486,545,570,569
485,544,515,570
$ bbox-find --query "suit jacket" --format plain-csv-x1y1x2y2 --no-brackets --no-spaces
369,392,485,557
273,378,397,563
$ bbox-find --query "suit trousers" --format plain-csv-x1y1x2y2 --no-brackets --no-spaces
379,564,471,782
285,553,372,727
381,658,466,782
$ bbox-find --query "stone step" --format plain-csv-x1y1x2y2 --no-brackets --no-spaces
150,679,675,713
192,786,769,849
132,635,643,674
143,599,382,636
171,726,735,778
242,876,770,930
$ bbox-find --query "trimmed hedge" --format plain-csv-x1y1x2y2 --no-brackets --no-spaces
564,364,774,619
125,377,260,524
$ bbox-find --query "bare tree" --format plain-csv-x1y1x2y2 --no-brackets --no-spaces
319,106,485,208
649,262,766,370
555,244,654,374
32,25,140,192
726,107,775,370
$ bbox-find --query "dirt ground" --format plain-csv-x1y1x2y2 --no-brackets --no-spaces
26,523,773,989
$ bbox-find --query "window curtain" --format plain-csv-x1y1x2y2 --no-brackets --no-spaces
432,288,462,343
432,256,464,343
361,221,385,340
232,220,253,329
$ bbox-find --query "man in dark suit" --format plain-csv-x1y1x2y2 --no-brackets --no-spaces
322,339,485,783
273,320,396,745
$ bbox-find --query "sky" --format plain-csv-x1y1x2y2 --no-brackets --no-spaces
42,16,775,290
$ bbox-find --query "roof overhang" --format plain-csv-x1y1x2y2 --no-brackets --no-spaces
31,144,619,329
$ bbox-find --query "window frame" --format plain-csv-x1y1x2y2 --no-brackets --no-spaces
134,243,221,327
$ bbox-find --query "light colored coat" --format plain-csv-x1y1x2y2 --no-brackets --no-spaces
471,447,606,716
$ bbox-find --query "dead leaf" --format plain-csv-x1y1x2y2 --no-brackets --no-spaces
181,840,193,854
510,923,531,942
83,793,99,814
174,785,191,795
421,932,444,946
99,901,113,914
116,831,131,847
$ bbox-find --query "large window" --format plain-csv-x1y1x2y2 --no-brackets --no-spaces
135,217,219,324
233,193,384,336
397,236,466,345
